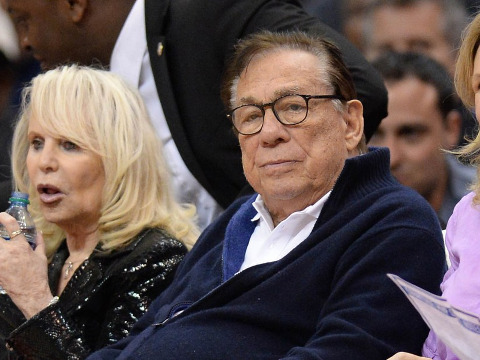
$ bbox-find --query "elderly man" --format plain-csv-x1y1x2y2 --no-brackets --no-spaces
87,31,445,360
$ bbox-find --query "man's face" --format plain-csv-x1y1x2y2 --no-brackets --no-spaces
369,77,453,203
5,0,82,69
367,2,455,76
235,49,361,222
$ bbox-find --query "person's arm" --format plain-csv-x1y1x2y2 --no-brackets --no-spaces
279,208,445,359
5,232,187,360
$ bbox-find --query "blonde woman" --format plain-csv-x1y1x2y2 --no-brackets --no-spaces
0,65,198,359
388,11,480,360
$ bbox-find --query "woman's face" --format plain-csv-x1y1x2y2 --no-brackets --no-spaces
26,116,105,233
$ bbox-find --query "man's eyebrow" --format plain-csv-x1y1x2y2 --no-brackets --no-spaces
274,87,300,98
238,87,301,105
238,96,257,105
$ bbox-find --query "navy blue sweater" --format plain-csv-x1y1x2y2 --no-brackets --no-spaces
89,148,446,360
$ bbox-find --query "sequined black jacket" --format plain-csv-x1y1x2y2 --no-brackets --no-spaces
0,228,187,360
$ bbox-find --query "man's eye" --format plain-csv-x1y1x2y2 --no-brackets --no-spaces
285,103,305,112
244,112,262,123
399,127,424,142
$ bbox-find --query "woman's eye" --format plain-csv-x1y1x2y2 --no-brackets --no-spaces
30,138,43,150
62,141,78,151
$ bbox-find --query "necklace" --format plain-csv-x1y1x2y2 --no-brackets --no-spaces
63,258,87,280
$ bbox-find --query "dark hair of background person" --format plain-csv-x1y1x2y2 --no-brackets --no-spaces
371,51,461,120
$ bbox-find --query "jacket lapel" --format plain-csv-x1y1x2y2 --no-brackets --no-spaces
144,0,210,191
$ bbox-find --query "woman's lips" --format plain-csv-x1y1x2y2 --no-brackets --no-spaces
39,192,64,204
37,185,64,204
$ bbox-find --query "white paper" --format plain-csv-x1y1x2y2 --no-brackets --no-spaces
387,273,480,360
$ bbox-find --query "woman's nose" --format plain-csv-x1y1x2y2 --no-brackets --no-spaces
38,145,59,172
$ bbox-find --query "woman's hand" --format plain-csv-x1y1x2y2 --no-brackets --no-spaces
0,212,54,319
387,352,431,360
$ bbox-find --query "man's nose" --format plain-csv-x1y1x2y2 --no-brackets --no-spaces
258,108,290,145
18,32,33,53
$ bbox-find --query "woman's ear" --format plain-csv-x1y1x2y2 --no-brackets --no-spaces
344,99,364,152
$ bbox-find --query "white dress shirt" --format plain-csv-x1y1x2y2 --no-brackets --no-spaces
239,192,331,271
110,0,223,230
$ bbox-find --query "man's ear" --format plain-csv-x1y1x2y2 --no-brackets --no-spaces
443,109,462,150
64,0,88,23
344,99,364,152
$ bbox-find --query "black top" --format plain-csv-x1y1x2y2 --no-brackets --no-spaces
0,228,187,359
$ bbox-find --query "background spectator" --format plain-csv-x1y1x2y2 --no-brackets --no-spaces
369,52,476,228
362,0,475,145
362,0,468,76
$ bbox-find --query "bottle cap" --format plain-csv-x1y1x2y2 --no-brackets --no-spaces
8,191,30,205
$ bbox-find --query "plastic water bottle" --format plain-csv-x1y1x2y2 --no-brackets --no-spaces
0,192,37,294
0,192,37,249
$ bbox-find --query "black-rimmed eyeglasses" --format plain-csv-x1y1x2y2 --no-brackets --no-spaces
227,94,344,135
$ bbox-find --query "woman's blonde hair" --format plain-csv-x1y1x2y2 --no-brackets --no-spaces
454,12,480,202
12,65,199,257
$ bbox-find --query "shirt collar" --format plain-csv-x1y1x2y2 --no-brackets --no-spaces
110,0,146,87
251,192,331,231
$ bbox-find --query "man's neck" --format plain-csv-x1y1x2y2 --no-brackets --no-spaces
86,0,136,66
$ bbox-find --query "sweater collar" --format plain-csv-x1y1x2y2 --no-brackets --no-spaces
221,147,393,282
317,147,395,225
222,195,258,282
